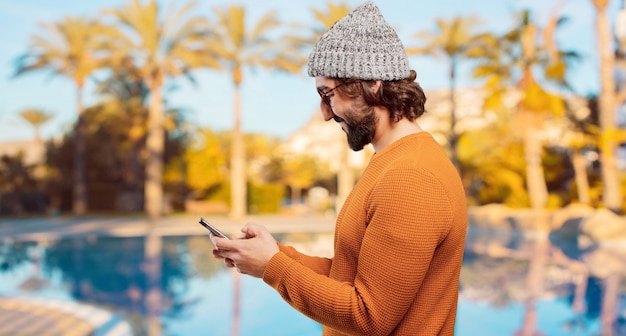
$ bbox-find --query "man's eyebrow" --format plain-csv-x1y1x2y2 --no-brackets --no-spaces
316,85,330,91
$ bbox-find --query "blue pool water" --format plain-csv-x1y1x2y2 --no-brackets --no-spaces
0,228,624,335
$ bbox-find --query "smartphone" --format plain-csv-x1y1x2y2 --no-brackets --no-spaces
198,217,230,239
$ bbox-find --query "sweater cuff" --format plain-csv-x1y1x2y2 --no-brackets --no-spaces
263,251,294,289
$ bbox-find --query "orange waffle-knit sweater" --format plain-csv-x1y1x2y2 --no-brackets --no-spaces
263,132,467,336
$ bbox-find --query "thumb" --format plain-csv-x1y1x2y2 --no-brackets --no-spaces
241,222,263,238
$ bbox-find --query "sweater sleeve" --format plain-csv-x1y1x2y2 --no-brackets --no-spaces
264,167,454,335
278,243,333,276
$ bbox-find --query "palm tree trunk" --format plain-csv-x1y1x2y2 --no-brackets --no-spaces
34,125,42,145
572,151,591,205
291,186,302,206
524,128,548,209
230,85,246,219
145,82,164,221
73,83,87,215
595,0,623,212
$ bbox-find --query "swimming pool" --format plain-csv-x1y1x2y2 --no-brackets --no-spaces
0,227,624,335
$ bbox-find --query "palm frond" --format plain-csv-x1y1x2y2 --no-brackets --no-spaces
206,4,306,78
250,12,281,42
162,1,198,38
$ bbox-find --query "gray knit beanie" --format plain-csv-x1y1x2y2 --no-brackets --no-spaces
307,1,410,81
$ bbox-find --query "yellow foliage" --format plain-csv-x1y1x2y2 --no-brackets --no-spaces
457,128,522,167
545,193,563,209
519,82,564,117
545,62,566,80
457,129,495,164
163,156,185,184
283,155,318,189
185,130,227,191
484,92,504,112
600,128,626,152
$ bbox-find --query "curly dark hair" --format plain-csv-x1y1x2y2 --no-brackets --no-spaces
333,70,427,122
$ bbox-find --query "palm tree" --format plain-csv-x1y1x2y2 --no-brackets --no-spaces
103,3,214,335
563,96,602,206
203,7,305,336
94,58,148,206
18,109,54,144
472,8,578,210
104,0,217,220
206,5,306,219
406,15,485,171
14,16,107,216
591,0,623,213
567,130,597,206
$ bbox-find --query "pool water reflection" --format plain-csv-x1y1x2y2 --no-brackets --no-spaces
0,227,624,335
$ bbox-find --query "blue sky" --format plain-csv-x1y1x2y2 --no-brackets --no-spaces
0,0,619,143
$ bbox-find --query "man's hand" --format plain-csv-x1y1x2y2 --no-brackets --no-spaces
211,222,279,278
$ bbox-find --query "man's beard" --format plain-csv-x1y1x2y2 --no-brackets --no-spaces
334,108,376,151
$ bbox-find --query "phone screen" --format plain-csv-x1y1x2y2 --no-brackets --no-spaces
198,218,229,239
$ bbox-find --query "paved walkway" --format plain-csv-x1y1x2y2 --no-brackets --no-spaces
0,296,132,336
0,297,94,336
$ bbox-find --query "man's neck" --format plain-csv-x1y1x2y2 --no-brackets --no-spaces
371,117,423,153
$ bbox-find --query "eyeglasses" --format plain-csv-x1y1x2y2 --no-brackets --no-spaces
317,84,343,107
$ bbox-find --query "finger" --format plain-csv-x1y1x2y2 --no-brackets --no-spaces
212,249,225,259
212,237,234,250
215,246,240,265
225,258,236,268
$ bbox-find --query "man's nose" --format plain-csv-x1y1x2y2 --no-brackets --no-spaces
320,103,335,122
